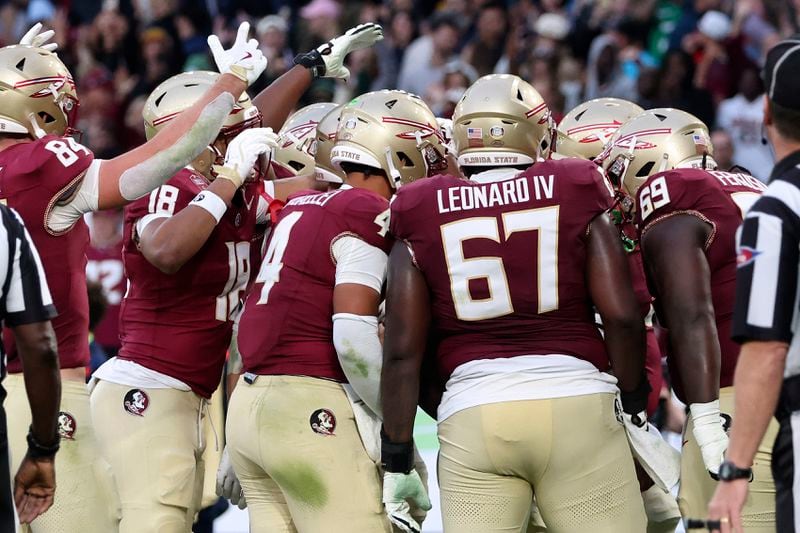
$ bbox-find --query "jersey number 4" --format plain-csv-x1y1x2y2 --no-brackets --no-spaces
442,206,559,321
255,211,303,304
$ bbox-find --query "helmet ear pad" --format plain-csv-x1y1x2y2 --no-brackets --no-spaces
191,146,220,179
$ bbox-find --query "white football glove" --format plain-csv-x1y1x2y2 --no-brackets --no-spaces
383,470,431,533
207,22,267,86
295,23,383,79
213,127,278,189
216,446,246,510
20,22,57,52
690,400,729,478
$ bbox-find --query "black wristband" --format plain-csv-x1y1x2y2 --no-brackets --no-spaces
293,50,326,78
26,426,59,459
380,428,414,474
620,374,651,416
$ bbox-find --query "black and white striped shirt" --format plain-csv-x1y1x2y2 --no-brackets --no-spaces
733,150,800,376
0,205,55,378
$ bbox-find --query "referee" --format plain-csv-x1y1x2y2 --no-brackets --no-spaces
708,36,800,532
0,205,61,530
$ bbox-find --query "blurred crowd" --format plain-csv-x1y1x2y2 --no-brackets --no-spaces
0,0,793,180
10,0,787,372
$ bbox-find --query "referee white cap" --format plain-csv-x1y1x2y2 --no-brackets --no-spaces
764,35,800,108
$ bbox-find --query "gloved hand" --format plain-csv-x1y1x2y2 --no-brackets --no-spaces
690,400,729,478
213,127,279,189
293,23,383,79
620,376,652,428
20,23,57,51
216,446,246,509
383,470,431,533
207,22,267,86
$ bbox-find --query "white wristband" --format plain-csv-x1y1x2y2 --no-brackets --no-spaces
190,190,227,223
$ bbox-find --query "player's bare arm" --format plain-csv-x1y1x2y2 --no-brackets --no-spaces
587,212,647,395
13,320,60,524
381,241,430,443
252,67,313,130
640,214,719,404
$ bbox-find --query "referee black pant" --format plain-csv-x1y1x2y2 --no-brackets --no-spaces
0,399,15,532
775,412,800,531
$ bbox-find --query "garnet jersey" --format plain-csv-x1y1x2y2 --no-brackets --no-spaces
0,135,94,371
86,240,125,351
635,168,765,395
238,187,391,381
390,159,615,380
119,169,261,398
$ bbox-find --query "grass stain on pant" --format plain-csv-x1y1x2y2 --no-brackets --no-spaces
272,462,328,508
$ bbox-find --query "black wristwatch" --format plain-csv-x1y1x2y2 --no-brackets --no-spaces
717,460,753,482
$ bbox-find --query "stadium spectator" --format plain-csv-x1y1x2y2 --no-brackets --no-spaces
716,67,774,181
397,11,460,98
711,129,735,171
256,15,294,85
461,2,508,77
585,33,638,101
372,9,417,90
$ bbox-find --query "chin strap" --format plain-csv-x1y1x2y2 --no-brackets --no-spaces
384,146,402,189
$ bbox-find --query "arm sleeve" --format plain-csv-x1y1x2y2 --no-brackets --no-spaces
732,188,800,343
47,160,101,233
331,235,388,293
2,208,57,326
332,312,383,416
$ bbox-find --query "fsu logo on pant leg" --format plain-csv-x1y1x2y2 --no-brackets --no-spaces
123,389,150,417
309,408,336,436
57,411,76,440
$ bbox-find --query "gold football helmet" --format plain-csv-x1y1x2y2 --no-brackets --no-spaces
272,102,337,179
452,74,554,167
0,45,79,138
314,105,345,184
331,90,446,188
558,98,644,160
599,108,715,196
142,71,261,141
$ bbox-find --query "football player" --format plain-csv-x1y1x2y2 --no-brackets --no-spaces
85,208,125,360
558,97,679,531
271,102,338,179
313,104,346,189
557,97,644,160
381,74,649,533
87,70,282,531
0,24,266,532
227,90,446,533
600,108,775,530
